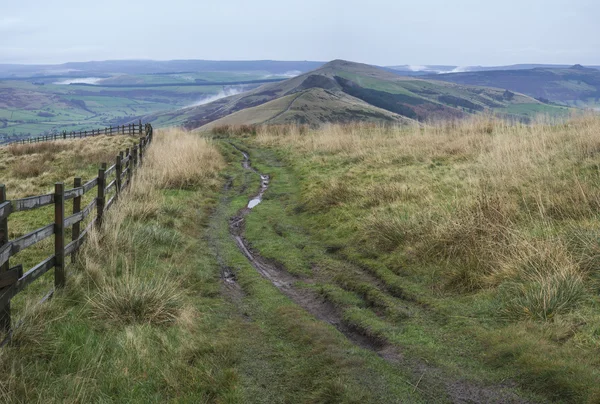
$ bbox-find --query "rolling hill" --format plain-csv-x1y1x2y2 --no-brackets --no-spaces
145,60,569,130
428,65,600,106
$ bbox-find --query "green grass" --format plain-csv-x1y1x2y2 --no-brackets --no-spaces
0,131,436,403
225,118,600,402
0,74,259,140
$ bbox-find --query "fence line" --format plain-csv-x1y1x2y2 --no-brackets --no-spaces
8,121,146,146
0,123,154,341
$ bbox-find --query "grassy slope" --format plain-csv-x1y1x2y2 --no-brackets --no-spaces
225,116,600,403
0,130,428,403
158,60,570,131
0,71,268,140
0,135,141,319
200,88,411,129
430,66,600,106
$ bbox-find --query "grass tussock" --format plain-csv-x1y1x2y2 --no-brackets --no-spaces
89,275,183,325
495,239,586,321
11,160,49,178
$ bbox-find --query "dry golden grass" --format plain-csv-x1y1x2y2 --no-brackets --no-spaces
146,128,225,189
79,129,224,323
253,114,600,320
0,135,141,199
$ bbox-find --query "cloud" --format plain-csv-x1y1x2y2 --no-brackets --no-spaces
54,77,105,85
0,17,24,31
187,86,248,107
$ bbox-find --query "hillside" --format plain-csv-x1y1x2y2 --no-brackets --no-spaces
6,118,600,402
429,65,600,106
387,63,600,76
0,71,289,142
146,60,569,129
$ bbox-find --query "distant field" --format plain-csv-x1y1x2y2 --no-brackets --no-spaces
0,71,287,141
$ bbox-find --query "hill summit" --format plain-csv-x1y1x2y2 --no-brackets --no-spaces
145,60,565,129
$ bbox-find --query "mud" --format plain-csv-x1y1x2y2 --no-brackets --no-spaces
224,145,534,404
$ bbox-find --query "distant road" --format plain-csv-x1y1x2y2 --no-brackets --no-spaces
68,78,287,88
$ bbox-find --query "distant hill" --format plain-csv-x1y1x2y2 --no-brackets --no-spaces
427,65,600,106
145,60,569,130
387,64,600,76
0,60,326,78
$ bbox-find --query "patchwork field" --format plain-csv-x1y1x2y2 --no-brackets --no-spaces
0,71,287,142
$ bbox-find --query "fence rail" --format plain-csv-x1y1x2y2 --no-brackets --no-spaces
0,123,154,339
8,121,146,146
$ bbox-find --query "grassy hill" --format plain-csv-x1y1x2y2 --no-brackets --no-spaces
146,60,570,130
429,65,600,107
6,116,600,402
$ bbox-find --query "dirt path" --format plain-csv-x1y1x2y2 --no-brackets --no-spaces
223,144,535,404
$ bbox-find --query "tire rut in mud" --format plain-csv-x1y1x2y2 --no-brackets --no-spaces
223,144,534,404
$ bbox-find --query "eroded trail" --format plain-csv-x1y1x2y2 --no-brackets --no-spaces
228,146,389,353
223,144,534,404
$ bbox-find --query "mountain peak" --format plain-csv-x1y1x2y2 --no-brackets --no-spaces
322,59,358,69
571,64,587,70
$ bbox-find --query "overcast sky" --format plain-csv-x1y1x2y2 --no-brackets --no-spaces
1,0,598,66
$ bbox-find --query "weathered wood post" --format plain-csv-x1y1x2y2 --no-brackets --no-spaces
71,177,82,264
139,120,142,135
116,154,122,196
133,145,139,170
54,182,65,288
125,148,131,187
97,163,106,227
138,138,144,165
0,185,10,333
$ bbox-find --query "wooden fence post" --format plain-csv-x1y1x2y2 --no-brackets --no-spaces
116,154,122,196
125,149,131,187
138,138,144,165
71,178,82,264
133,145,138,169
0,185,11,333
54,183,65,288
97,163,106,227
125,147,132,187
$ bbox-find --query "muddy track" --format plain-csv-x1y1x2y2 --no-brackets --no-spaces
228,144,395,354
225,144,534,404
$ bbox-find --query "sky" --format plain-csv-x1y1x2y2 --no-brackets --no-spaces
1,0,598,66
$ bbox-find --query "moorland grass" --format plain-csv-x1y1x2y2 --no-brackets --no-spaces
240,114,600,401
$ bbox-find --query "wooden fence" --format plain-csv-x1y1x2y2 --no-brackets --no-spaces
10,121,146,145
0,123,154,338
